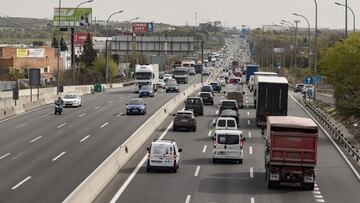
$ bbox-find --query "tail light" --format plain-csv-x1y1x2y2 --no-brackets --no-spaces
173,154,177,160
240,141,244,149
191,118,196,123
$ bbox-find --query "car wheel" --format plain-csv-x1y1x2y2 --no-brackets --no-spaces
146,162,152,172
173,126,177,132
213,158,217,163
193,127,196,132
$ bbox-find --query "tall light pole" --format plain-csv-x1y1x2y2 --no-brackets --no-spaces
313,0,318,74
293,13,311,69
335,2,355,32
294,20,300,70
281,20,296,68
345,0,348,37
71,0,94,85
281,22,294,69
105,10,124,85
56,0,61,94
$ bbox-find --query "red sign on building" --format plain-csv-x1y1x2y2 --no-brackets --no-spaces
74,32,92,45
132,23,148,33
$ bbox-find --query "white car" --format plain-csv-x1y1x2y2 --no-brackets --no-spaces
215,117,238,130
147,139,182,173
159,79,165,89
213,130,245,164
163,74,173,81
62,93,82,107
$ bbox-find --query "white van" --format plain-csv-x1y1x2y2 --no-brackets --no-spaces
147,139,182,173
213,130,245,164
215,117,237,130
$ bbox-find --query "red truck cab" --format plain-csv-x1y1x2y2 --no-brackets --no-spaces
264,116,318,190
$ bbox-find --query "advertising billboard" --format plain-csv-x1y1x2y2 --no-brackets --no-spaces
74,32,91,45
16,48,45,58
132,22,154,33
53,8,92,27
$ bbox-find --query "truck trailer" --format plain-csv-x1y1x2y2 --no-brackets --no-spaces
245,64,259,83
264,116,318,190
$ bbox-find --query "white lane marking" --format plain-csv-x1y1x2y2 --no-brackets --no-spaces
314,195,323,199
109,122,173,203
94,106,101,110
100,122,109,128
249,146,253,155
208,130,212,137
314,187,319,191
250,167,254,178
119,96,123,99
247,112,250,116
52,152,66,161
246,100,249,103
12,151,26,160
78,113,86,118
215,110,219,115
251,197,255,203
194,166,201,177
30,136,42,143
202,145,207,153
41,114,48,118
313,191,321,194
290,95,360,181
116,112,123,118
57,123,66,129
248,131,252,138
11,176,31,190
316,199,325,203
80,135,91,143
248,120,250,125
185,195,191,203
15,123,27,128
0,153,10,160
108,100,113,104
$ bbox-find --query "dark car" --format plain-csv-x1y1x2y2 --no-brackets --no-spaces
198,92,214,105
201,85,214,95
184,97,204,116
294,83,305,93
126,98,146,115
220,109,239,125
210,82,221,92
139,85,155,97
173,111,197,131
219,99,239,115
165,79,180,93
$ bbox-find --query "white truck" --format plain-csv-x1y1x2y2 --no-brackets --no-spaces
134,64,160,93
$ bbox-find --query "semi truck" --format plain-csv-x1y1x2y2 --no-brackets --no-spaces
252,71,278,94
256,76,288,127
264,116,318,190
134,64,160,92
245,64,259,83
173,67,189,84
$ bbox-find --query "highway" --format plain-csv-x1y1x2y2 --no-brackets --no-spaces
95,83,360,203
0,75,205,202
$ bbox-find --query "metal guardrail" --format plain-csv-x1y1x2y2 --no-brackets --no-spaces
303,99,360,163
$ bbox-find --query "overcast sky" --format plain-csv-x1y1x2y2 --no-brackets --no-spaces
0,0,359,29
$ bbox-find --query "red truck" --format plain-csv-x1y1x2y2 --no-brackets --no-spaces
264,116,318,190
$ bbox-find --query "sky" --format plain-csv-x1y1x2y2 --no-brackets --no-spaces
0,0,359,30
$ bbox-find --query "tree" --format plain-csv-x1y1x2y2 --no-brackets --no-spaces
60,37,68,51
51,36,59,48
93,52,118,82
81,33,97,66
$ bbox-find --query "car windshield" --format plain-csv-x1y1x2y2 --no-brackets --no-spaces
140,86,152,90
64,95,76,99
129,100,143,105
217,119,226,127
164,74,172,78
177,112,192,118
200,93,211,97
173,70,187,75
228,120,236,127
217,134,239,145
186,98,201,104
222,101,236,107
166,80,177,85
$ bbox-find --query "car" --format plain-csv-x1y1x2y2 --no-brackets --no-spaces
126,98,146,115
294,83,305,92
201,85,214,94
212,130,245,164
302,84,314,94
197,92,214,105
202,68,211,76
220,109,240,125
173,111,197,131
146,139,182,173
139,85,154,97
228,77,242,85
189,67,196,75
184,97,204,116
218,78,226,86
219,99,239,115
165,79,179,93
62,93,82,107
210,82,221,92
249,75,255,91
215,117,238,130
159,79,165,89
163,74,173,81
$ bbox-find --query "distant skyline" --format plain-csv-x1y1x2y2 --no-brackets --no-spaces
0,0,359,30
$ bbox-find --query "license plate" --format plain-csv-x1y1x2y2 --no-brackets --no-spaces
181,119,188,122
133,109,138,112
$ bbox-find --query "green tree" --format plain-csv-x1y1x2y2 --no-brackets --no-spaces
60,37,68,51
319,33,360,116
81,33,97,66
51,36,59,48
93,52,118,82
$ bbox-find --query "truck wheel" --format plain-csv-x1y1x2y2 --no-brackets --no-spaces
302,182,314,190
268,180,279,189
238,159,243,164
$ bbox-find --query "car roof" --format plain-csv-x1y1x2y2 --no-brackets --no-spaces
177,110,193,114
220,109,238,115
258,76,288,84
220,99,237,103
217,117,236,121
130,98,144,102
215,129,243,134
152,139,176,146
187,96,201,99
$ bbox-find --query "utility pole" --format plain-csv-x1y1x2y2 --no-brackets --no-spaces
345,0,348,38
294,20,300,83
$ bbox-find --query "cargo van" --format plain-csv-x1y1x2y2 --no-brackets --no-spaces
147,139,182,173
213,130,245,164
215,117,237,130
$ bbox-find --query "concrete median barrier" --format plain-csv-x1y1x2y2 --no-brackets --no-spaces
64,83,201,203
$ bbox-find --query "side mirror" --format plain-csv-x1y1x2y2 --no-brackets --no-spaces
178,149,183,152
172,114,176,116
242,137,246,142
144,104,146,105
146,147,150,151
126,103,128,105
243,92,245,95
261,128,265,135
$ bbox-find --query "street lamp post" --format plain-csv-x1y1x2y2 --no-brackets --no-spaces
314,0,318,74
281,20,296,68
56,0,61,94
293,13,311,69
335,2,356,32
105,10,124,85
125,17,139,78
280,22,294,68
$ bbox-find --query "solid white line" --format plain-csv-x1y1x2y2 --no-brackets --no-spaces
215,110,219,115
94,106,101,110
100,122,109,128
290,95,360,181
108,100,113,104
52,152,66,161
194,166,201,177
80,135,91,143
11,176,31,190
202,145,207,153
30,136,42,143
251,197,255,203
78,113,86,118
208,130,212,137
247,112,250,116
248,131,252,138
248,120,251,125
109,122,173,203
116,112,123,118
57,123,66,129
185,195,191,203
250,167,254,178
41,114,48,118
15,123,27,128
249,146,253,155
0,153,10,160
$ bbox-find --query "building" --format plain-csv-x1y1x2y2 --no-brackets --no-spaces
0,46,64,82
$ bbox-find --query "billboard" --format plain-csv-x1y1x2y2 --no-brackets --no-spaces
74,32,91,45
53,8,92,27
16,48,45,58
132,22,154,33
